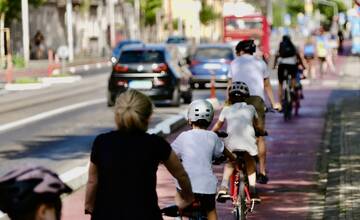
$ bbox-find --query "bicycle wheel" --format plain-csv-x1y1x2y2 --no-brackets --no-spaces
234,173,246,220
282,87,292,121
293,89,300,116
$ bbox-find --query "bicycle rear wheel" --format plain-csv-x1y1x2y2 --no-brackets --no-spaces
234,173,246,220
283,89,292,121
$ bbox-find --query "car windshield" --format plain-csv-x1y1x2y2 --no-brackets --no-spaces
166,37,187,44
119,50,165,63
194,47,234,60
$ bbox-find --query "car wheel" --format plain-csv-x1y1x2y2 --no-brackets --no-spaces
171,88,181,107
182,89,192,104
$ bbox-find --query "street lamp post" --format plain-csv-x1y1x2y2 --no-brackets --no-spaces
21,0,30,66
66,0,74,62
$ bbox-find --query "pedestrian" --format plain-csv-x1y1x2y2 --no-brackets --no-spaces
171,99,235,220
0,166,72,220
227,39,281,184
302,36,316,80
337,29,344,55
84,89,194,220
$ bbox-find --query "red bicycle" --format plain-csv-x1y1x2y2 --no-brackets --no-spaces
227,151,257,220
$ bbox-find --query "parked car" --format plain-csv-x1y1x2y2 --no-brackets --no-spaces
188,44,235,88
165,36,190,58
107,44,192,106
110,40,142,64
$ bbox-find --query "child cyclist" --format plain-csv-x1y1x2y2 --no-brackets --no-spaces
171,99,235,220
212,81,264,203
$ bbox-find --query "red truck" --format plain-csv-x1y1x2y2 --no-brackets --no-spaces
223,15,270,59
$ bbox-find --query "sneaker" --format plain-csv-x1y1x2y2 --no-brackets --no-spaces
216,188,231,203
257,173,269,184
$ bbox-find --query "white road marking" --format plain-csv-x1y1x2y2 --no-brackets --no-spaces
0,98,106,133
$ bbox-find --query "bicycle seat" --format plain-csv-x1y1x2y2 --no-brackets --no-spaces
232,150,248,160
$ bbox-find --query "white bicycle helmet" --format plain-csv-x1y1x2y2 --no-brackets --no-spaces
187,100,214,123
229,81,250,98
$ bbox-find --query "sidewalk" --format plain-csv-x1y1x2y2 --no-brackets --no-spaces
320,56,360,219
0,57,110,83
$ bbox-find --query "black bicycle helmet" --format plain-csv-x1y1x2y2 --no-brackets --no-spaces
235,39,256,54
0,166,72,216
229,81,250,98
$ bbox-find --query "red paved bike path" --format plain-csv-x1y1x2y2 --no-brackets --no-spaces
62,86,331,220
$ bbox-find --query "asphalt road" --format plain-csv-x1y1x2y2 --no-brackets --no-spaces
0,71,225,176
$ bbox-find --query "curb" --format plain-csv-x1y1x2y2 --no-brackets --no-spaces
0,111,189,220
4,75,82,91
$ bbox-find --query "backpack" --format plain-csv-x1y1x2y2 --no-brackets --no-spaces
279,41,296,58
304,44,315,57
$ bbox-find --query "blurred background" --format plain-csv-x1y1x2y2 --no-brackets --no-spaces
0,0,359,69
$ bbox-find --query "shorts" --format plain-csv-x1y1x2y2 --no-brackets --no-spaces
245,96,265,131
318,57,326,62
176,189,216,213
277,64,297,84
304,55,314,60
193,193,216,213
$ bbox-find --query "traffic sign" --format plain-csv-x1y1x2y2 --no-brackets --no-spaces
57,46,69,59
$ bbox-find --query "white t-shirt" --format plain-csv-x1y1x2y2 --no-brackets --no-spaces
171,129,224,194
227,54,270,100
278,56,297,65
219,102,258,156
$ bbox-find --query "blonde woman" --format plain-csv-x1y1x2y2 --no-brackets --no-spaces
85,90,194,220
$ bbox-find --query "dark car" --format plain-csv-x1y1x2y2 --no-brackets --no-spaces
108,44,192,106
188,44,235,88
110,40,142,64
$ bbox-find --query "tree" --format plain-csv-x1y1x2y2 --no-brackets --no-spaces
0,0,46,26
199,1,220,26
126,0,162,26
270,0,347,27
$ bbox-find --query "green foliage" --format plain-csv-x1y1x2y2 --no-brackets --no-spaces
0,0,46,25
12,54,25,68
80,0,91,15
14,77,39,84
199,1,220,26
316,0,347,20
272,1,284,27
272,0,347,27
141,0,162,26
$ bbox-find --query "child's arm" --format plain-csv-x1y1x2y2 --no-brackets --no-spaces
223,147,236,161
211,120,224,132
253,116,266,136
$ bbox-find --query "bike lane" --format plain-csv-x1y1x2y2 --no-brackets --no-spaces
61,85,333,220
158,87,331,219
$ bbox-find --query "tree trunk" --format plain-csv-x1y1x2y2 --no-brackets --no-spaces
0,12,6,68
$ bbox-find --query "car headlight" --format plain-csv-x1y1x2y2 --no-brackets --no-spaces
110,56,117,64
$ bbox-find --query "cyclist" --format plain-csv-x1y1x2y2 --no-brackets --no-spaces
85,89,194,220
0,166,72,220
212,81,263,202
228,39,281,184
171,99,235,220
273,35,305,104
